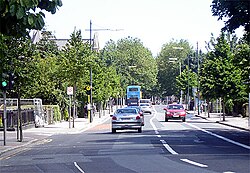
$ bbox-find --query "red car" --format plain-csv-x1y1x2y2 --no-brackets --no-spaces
163,104,186,122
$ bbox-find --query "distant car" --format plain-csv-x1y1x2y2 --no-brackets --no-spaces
163,104,186,122
110,107,143,133
139,103,152,114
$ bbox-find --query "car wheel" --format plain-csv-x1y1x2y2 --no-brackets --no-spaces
112,129,116,133
165,116,168,122
182,117,186,122
138,127,142,133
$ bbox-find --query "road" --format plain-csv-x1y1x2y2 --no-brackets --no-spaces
1,105,249,173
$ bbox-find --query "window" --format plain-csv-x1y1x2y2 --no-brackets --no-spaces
129,88,138,91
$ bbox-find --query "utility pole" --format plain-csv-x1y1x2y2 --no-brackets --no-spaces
86,20,123,122
85,20,123,49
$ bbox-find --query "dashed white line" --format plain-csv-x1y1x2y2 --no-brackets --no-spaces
74,162,85,173
160,140,179,155
187,123,250,150
181,159,208,168
150,114,178,155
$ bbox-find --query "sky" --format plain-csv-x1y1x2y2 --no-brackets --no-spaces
44,0,244,56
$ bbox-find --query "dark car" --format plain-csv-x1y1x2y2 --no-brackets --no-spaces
163,104,186,122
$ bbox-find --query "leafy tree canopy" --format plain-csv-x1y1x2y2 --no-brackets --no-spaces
211,0,250,41
0,0,62,37
103,37,158,97
156,39,193,97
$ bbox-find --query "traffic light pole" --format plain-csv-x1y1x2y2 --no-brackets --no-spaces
3,90,7,145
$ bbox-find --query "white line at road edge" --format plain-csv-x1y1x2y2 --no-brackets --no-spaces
181,159,208,168
74,162,85,173
186,123,250,150
150,113,178,155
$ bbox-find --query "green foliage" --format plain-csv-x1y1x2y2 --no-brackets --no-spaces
43,105,61,121
103,37,158,97
0,0,62,37
200,32,248,114
156,39,194,97
211,0,250,42
63,108,69,121
176,67,197,96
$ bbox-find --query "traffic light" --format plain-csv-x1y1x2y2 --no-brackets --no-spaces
85,86,91,95
8,72,15,90
0,72,15,91
1,73,9,91
86,90,91,95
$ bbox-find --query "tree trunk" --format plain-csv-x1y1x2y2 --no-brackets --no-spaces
222,99,226,121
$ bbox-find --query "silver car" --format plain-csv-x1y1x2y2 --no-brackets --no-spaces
139,103,153,114
111,107,143,133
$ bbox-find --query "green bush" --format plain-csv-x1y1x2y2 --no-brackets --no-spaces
63,108,69,121
43,105,62,122
0,115,2,127
53,105,61,121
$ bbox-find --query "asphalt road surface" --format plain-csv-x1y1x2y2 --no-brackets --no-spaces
1,105,249,173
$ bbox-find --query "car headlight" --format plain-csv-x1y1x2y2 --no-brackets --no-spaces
179,111,186,115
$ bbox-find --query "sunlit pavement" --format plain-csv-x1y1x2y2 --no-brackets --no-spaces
189,111,250,131
0,110,113,155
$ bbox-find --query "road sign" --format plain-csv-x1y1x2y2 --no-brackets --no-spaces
67,87,73,95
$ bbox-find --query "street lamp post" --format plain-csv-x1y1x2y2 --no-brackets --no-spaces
170,46,184,104
169,58,182,104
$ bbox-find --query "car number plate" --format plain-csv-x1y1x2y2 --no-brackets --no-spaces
122,118,131,120
173,114,179,117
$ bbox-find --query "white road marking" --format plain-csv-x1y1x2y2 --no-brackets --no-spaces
186,123,250,150
74,162,85,173
150,113,179,155
160,140,179,155
150,113,159,135
181,159,208,168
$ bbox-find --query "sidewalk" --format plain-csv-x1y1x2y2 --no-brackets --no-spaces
192,111,250,131
0,110,112,156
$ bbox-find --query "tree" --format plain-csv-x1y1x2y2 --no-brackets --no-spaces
0,0,62,37
103,37,158,97
211,0,250,42
176,67,197,101
200,32,246,118
156,39,193,99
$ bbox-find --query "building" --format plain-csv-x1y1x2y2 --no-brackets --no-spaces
31,30,100,52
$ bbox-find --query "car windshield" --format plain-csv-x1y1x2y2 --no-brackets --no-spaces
167,105,184,110
116,109,137,114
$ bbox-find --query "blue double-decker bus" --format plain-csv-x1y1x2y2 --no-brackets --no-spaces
126,85,141,106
